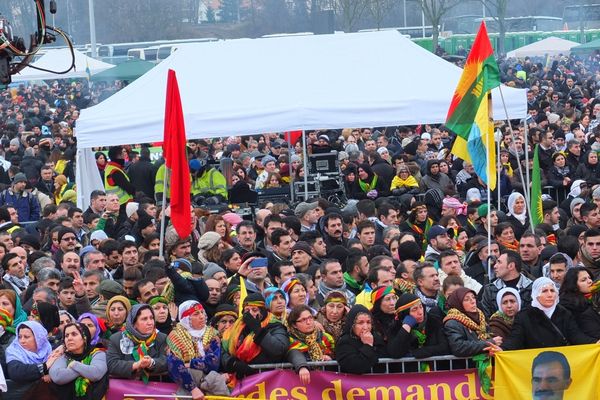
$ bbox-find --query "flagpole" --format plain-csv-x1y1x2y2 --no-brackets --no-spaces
496,86,533,224
497,129,501,210
523,122,535,231
159,166,170,260
302,130,309,200
486,95,492,280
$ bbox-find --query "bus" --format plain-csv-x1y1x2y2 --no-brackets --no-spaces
359,26,435,38
564,4,600,29
98,38,219,59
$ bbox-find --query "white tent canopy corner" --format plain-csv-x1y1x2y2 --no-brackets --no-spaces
12,48,114,82
75,31,528,208
506,37,579,58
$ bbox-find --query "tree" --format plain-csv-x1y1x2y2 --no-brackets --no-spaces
220,0,240,23
480,0,509,55
368,0,395,30
420,0,459,51
332,0,368,32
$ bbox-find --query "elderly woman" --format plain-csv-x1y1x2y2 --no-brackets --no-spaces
49,322,108,399
166,301,229,399
316,291,348,342
6,321,63,396
335,304,386,374
443,287,501,357
106,304,168,383
503,277,597,350
286,305,335,385
559,267,600,340
387,293,449,359
488,288,521,340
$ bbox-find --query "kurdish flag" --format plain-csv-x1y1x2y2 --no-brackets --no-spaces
446,22,500,190
530,144,543,227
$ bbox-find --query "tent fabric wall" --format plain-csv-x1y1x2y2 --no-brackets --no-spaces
76,31,527,149
12,48,114,82
76,148,105,211
507,37,579,58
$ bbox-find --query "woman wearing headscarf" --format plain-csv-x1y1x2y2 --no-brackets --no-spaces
575,151,600,186
370,286,398,343
387,293,449,359
399,202,433,251
210,304,238,338
263,287,288,324
443,287,501,357
505,192,530,240
103,295,131,340
106,304,168,383
0,289,21,371
503,277,597,350
77,313,102,349
286,305,335,385
390,166,419,196
49,322,108,399
488,288,521,340
559,267,600,340
6,321,62,396
221,293,288,382
335,304,385,374
316,291,348,342
166,301,229,399
148,296,174,335
281,277,309,311
31,301,61,349
348,163,389,200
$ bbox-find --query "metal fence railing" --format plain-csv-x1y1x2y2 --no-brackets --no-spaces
250,355,477,374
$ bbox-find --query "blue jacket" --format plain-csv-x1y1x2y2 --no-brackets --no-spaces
0,189,41,222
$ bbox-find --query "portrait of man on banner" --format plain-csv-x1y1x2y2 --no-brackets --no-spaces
531,351,572,400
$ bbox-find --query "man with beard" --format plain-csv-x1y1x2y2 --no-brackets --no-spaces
343,249,368,296
531,351,572,400
234,221,257,256
322,213,347,248
424,225,452,265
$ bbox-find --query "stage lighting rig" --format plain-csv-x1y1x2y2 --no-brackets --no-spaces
0,0,74,85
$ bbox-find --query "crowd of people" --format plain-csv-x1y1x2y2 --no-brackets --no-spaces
0,50,600,399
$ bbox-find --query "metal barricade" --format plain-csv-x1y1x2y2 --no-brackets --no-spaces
249,355,476,374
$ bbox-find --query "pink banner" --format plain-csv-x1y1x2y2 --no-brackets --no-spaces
106,369,492,400
106,379,178,400
232,369,492,400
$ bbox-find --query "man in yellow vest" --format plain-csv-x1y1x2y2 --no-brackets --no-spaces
104,146,135,220
190,158,228,201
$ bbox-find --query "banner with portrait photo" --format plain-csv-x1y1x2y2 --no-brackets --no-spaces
495,344,600,399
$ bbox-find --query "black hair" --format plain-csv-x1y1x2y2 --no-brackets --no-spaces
531,351,571,380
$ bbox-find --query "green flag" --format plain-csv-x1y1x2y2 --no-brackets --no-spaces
530,145,543,227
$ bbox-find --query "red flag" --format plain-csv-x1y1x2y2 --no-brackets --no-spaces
163,69,191,239
285,131,302,147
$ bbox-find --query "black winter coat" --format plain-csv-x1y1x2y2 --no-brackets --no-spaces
503,305,596,350
559,295,600,340
443,318,489,357
387,313,449,359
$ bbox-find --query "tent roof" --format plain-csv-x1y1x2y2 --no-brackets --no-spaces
12,48,114,82
507,37,579,58
91,59,155,82
76,31,527,149
571,38,600,52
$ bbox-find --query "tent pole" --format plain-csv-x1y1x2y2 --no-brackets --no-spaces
159,166,170,260
523,122,535,232
288,133,295,203
497,129,501,210
302,131,309,200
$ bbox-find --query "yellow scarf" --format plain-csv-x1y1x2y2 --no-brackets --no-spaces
391,175,419,190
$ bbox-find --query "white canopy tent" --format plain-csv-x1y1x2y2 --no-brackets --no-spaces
75,30,527,208
507,37,579,58
12,48,114,82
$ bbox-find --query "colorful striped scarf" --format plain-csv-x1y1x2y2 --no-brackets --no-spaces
70,348,102,396
123,329,157,383
0,307,14,334
288,327,334,362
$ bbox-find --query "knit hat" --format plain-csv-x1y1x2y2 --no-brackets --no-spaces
291,241,312,255
222,212,243,228
242,292,266,309
126,202,139,218
593,187,600,199
421,132,431,140
197,231,221,250
263,287,288,308
338,151,349,161
203,262,226,279
466,188,482,204
570,197,586,215
9,138,19,147
90,230,108,242
394,293,421,318
294,201,317,218
106,295,131,321
477,204,495,218
137,213,155,230
371,286,394,307
20,234,40,250
377,147,389,155
291,154,301,164
344,143,359,153
172,258,192,271
12,173,27,184
79,245,96,258
58,227,77,243
98,280,125,299
262,155,276,166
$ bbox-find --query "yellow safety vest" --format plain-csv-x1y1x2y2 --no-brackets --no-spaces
104,163,133,205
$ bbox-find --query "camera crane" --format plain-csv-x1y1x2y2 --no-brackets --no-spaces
0,0,75,85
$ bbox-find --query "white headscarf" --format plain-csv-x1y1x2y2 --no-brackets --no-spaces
496,287,522,314
178,300,207,355
531,277,559,319
507,192,527,224
568,180,586,198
